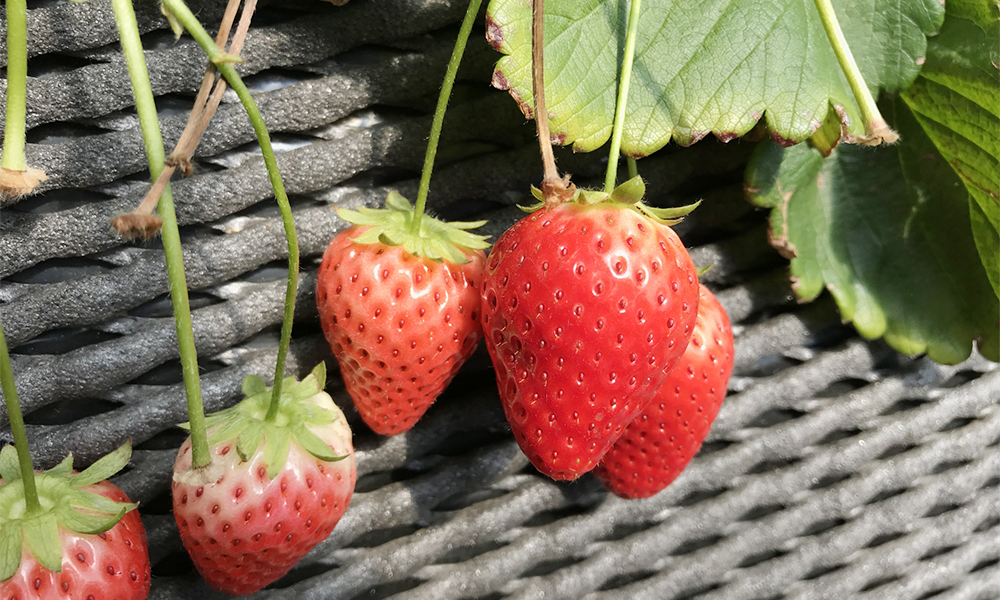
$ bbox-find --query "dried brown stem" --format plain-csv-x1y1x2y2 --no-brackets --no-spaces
115,0,257,240
532,0,574,204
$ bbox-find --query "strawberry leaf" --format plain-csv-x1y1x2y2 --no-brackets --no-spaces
294,426,347,463
56,504,128,535
0,524,19,581
488,0,943,153
263,427,292,481
0,446,21,482
242,374,267,397
72,442,131,487
900,10,999,298
746,98,999,364
22,514,62,573
237,422,265,462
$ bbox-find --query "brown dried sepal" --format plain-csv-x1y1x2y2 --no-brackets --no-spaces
0,167,47,198
112,213,164,241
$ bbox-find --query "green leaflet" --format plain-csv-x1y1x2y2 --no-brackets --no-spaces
22,514,62,573
337,191,490,264
900,10,1000,299
57,503,127,536
0,526,19,581
72,442,131,487
263,428,291,481
488,0,943,154
746,99,999,363
0,446,20,482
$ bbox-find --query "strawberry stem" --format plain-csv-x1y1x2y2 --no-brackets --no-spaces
0,318,41,514
1,0,28,173
812,0,898,145
160,0,298,423
410,0,484,235
531,0,563,196
111,0,211,468
627,157,638,180
603,0,642,193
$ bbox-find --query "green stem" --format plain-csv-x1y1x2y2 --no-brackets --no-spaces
111,0,210,468
0,318,41,513
2,0,28,171
604,0,642,193
627,157,638,179
812,0,894,141
410,0,484,234
161,0,297,422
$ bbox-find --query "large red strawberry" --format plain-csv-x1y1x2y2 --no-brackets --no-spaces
595,285,735,498
172,363,356,596
0,443,151,600
316,191,489,435
480,180,700,480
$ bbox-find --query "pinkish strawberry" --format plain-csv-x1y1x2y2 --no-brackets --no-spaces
172,363,356,596
0,443,150,600
316,191,489,435
480,179,700,480
595,285,735,498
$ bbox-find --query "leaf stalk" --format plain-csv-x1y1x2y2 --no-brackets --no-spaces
411,0,485,235
812,0,898,145
604,0,643,192
0,318,41,514
160,0,299,423
111,0,211,468
531,0,574,203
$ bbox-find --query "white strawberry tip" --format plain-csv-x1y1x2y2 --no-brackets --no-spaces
0,441,137,581
522,176,701,225
335,190,491,264
180,362,349,482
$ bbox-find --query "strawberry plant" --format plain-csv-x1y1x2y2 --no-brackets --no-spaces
480,0,701,480
0,319,150,599
487,0,998,364
595,285,735,498
316,0,491,436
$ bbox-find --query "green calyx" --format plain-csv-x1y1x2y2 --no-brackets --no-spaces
183,363,347,481
0,442,136,581
336,191,490,264
521,176,701,226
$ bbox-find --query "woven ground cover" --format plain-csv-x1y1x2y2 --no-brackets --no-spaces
0,1,997,598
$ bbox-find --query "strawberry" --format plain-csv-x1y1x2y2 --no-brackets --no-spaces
594,285,735,498
480,179,700,480
316,191,489,435
0,443,151,600
172,363,356,596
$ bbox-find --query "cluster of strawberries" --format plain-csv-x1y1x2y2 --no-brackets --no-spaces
317,185,736,497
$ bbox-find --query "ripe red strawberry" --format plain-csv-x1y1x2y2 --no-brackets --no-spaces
172,364,356,596
0,444,151,600
480,181,700,480
316,191,489,435
594,285,735,498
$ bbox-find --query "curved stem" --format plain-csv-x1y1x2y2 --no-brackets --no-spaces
812,0,897,144
604,0,642,193
111,0,210,467
2,0,29,171
0,319,40,513
410,0,484,234
161,0,297,421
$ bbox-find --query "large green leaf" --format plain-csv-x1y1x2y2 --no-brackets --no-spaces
487,0,943,154
901,8,1000,298
746,99,998,364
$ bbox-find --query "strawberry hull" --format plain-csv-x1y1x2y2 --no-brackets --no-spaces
481,203,699,480
317,226,486,435
595,286,735,498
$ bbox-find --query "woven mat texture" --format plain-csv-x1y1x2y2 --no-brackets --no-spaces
0,1,998,599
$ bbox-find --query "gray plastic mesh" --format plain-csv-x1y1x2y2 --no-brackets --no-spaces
1,1,997,599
